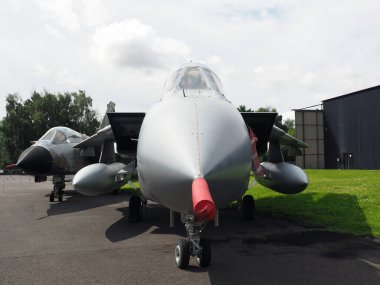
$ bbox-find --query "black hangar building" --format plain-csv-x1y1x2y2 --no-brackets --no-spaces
295,85,380,169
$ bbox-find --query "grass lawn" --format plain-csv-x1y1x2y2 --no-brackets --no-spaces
122,170,380,237
247,170,380,237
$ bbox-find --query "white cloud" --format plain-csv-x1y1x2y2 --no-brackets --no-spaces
44,24,65,39
5,0,22,11
300,73,316,86
33,64,50,77
36,0,81,32
81,0,107,27
2,0,380,120
56,69,81,86
92,19,191,70
35,0,107,33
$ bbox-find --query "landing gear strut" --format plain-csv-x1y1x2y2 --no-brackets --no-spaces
49,175,65,202
175,215,211,269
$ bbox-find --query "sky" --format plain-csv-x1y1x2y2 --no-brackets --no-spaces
1,0,380,121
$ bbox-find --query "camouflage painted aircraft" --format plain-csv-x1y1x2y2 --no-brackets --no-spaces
73,63,308,269
15,102,131,202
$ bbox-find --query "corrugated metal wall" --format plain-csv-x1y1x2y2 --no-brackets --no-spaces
295,110,325,169
323,87,380,169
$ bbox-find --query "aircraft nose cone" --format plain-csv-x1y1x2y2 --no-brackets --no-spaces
17,146,53,174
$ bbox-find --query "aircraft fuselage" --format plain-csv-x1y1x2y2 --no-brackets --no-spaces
137,92,251,213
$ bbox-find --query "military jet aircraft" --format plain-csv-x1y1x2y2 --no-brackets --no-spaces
73,63,308,269
16,102,121,202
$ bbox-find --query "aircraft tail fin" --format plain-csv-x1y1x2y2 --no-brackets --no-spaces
98,101,116,131
99,140,116,164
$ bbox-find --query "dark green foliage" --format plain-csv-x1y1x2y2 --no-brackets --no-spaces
0,90,100,167
237,105,253,112
0,124,10,168
284,118,295,136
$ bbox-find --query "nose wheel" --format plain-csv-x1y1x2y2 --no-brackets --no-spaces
175,215,211,269
175,239,190,269
196,238,211,267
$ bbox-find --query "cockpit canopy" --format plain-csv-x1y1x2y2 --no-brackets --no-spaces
164,64,223,93
39,127,83,144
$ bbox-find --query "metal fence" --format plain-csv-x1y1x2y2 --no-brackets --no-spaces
0,175,35,195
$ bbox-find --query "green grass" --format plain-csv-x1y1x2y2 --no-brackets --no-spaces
247,170,380,237
122,170,380,237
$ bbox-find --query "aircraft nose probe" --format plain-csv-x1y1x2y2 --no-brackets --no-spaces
192,178,216,221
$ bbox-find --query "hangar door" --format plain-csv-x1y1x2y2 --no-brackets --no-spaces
295,110,325,169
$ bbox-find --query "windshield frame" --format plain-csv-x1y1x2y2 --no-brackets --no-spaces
38,127,82,144
164,65,224,94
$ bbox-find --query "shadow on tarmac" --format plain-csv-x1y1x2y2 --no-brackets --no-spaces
39,190,130,219
105,203,186,242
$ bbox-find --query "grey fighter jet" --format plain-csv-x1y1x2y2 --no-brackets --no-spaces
74,63,308,269
16,102,117,202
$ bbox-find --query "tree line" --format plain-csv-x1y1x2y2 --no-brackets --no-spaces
0,92,296,168
0,91,100,168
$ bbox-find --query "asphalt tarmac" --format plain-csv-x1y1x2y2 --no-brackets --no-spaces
0,175,379,285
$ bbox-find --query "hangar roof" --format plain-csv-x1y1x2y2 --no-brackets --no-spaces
323,84,380,103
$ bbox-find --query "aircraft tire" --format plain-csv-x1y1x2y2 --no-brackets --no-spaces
128,195,142,223
242,195,255,220
175,239,190,269
49,193,54,202
196,239,211,267
58,192,63,202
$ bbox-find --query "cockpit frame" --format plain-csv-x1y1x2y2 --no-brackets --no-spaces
164,64,224,94
39,127,83,144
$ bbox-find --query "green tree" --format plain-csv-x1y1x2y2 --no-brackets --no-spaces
255,106,288,132
284,118,295,137
237,105,253,112
0,91,100,167
0,122,10,167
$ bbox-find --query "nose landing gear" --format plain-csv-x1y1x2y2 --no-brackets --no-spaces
49,175,65,202
175,215,211,269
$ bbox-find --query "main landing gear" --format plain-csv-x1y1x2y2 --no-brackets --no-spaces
128,195,147,223
175,215,211,269
49,175,65,202
242,195,255,220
